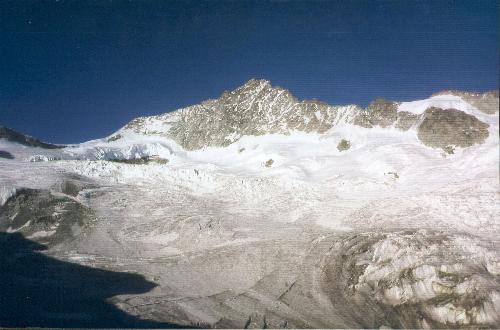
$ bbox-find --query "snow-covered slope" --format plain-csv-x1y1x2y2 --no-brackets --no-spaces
0,80,499,328
399,94,479,115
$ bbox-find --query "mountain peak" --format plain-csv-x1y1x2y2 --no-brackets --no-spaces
120,82,498,151
238,78,272,90
222,79,278,100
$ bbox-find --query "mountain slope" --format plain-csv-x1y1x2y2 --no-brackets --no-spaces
121,79,358,150
0,80,499,328
0,126,65,149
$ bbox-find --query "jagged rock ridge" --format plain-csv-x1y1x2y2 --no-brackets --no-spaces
0,126,65,149
120,79,497,152
124,79,361,150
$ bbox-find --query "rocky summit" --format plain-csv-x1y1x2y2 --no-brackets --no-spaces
120,79,495,153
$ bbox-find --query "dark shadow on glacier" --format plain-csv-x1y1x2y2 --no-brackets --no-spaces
0,150,14,159
0,232,181,328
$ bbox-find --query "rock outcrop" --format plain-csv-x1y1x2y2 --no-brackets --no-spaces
0,126,65,149
354,98,399,128
417,107,489,153
337,139,351,151
0,189,96,246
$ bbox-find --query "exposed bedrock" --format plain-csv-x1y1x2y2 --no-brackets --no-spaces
354,98,399,128
337,139,351,151
417,107,489,153
353,98,422,131
0,188,97,246
163,80,348,150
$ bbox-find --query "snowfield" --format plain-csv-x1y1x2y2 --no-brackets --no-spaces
0,87,499,328
398,94,479,115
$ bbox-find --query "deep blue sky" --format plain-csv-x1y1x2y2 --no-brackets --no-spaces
1,0,498,143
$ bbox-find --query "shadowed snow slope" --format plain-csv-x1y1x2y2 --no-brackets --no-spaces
0,80,499,328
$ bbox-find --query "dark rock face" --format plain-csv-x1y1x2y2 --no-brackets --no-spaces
0,126,65,149
417,107,489,153
107,133,122,142
0,189,96,246
108,156,169,165
354,99,399,128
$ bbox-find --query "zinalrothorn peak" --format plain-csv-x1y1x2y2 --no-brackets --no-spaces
120,79,497,152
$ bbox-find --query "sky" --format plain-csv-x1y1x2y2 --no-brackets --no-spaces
0,0,498,143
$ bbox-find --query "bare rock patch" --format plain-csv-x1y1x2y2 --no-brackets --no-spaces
337,139,351,151
417,107,489,153
0,189,96,246
354,98,398,128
